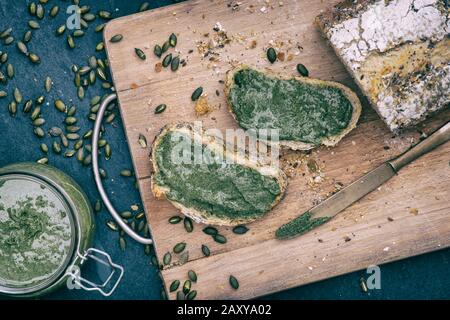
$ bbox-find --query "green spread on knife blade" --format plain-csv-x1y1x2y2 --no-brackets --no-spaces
276,211,331,239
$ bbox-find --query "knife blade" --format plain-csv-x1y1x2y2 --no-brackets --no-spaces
276,121,450,240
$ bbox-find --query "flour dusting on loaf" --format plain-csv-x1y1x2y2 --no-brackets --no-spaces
316,0,449,132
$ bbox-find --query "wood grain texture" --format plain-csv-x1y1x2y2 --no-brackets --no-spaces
104,0,450,299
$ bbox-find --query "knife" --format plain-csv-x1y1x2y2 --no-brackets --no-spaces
276,121,450,240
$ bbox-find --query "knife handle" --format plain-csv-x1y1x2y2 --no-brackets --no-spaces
389,121,450,172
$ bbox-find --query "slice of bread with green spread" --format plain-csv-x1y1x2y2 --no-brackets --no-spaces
225,65,362,150
151,122,287,226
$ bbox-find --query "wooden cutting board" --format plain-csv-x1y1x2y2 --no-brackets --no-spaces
104,0,450,299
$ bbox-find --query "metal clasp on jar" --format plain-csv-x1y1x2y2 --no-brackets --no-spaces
65,248,124,297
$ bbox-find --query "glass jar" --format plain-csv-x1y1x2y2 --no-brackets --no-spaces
0,162,123,297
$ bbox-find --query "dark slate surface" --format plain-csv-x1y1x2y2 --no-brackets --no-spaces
0,0,449,300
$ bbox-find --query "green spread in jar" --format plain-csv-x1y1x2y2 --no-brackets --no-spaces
153,130,282,221
228,69,353,144
0,176,73,288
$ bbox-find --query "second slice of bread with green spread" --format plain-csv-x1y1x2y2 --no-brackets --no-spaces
151,122,288,226
225,65,362,150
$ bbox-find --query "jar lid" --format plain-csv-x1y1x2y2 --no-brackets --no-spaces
0,173,77,295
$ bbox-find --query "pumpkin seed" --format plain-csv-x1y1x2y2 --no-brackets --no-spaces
34,127,45,138
169,216,182,224
0,28,12,39
191,87,203,101
45,77,52,92
267,47,277,63
29,3,37,16
64,149,76,158
182,280,191,294
67,35,75,49
229,275,239,289
188,270,197,283
77,86,85,100
83,154,92,166
36,95,45,105
95,23,106,32
296,63,309,77
36,157,48,164
169,33,177,47
119,237,126,251
138,134,147,148
36,4,44,19
98,139,107,148
78,4,89,13
169,280,180,292
54,100,66,112
13,88,22,104
52,141,62,154
56,25,66,36
98,10,112,19
28,20,40,29
94,199,102,212
176,291,185,300
73,30,84,37
163,252,172,265
65,117,77,125
110,34,123,43
79,66,91,75
106,113,115,123
202,226,218,236
120,169,132,177
80,19,88,29
171,56,180,71
33,118,46,126
161,40,170,54
201,244,210,257
0,91,7,98
173,242,186,254
4,36,14,45
50,6,59,17
154,104,166,114
60,134,69,148
23,30,32,43
154,44,162,58
67,106,77,117
106,220,118,231
213,234,227,244
83,13,96,22
83,130,93,139
29,53,40,63
232,225,249,235
135,48,146,60
120,211,133,219
6,64,14,79
96,42,104,51
17,42,28,55
89,71,96,84
186,290,197,300
162,53,172,68
360,277,368,293
49,127,62,137
66,133,80,140
0,71,5,83
135,212,145,220
0,52,7,63
104,144,111,160
76,148,84,162
97,68,107,81
40,143,48,153
144,244,152,256
184,217,193,233
139,2,150,12
30,106,41,120
8,102,17,116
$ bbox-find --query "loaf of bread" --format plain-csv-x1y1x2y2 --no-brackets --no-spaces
316,0,449,132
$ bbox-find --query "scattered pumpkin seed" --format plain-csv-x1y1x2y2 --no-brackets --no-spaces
83,154,92,166
163,252,172,265
120,169,132,177
119,237,126,251
188,270,197,283
296,63,309,77
52,141,62,154
229,275,239,289
104,144,111,160
83,13,96,22
360,277,368,293
33,118,46,126
139,2,150,12
17,42,28,55
154,104,167,114
36,95,45,105
29,3,37,16
106,220,118,231
176,291,185,300
162,53,172,67
95,23,106,32
94,199,102,212
67,35,75,48
28,53,40,63
173,242,186,254
161,40,170,54
191,87,203,101
50,6,59,17
36,157,48,164
203,226,218,236
96,42,104,51
56,25,66,35
66,133,80,140
201,244,210,257
0,91,7,98
4,36,14,45
6,64,14,79
267,47,277,63
169,216,182,224
45,77,52,92
36,4,44,19
169,33,177,47
135,48,146,60
28,20,40,29
54,100,66,112
184,217,193,233
83,130,93,139
98,10,112,19
77,86,85,100
213,234,227,244
64,149,76,158
171,56,180,71
110,34,123,43
49,127,62,137
40,143,48,153
120,211,133,219
23,30,32,43
34,127,45,138
65,116,77,125
97,68,107,81
169,280,180,292
73,30,84,37
154,44,162,58
232,225,249,235
186,290,197,300
8,102,17,116
60,134,69,148
138,134,147,148
30,106,41,120
13,88,22,104
182,280,191,294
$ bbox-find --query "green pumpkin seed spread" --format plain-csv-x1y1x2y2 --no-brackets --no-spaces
228,69,353,144
153,131,282,220
0,177,72,288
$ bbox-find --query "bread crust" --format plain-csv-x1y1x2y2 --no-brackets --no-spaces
225,64,362,150
151,122,288,226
